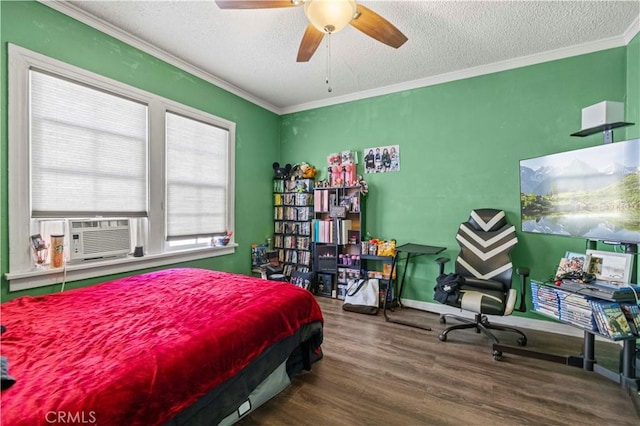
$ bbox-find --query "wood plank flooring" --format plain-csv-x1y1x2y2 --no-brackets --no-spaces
239,297,639,425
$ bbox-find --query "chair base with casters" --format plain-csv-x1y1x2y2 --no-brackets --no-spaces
438,312,527,360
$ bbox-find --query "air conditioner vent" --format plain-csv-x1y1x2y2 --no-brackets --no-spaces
69,219,131,261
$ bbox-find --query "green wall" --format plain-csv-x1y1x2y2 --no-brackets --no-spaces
0,1,280,300
1,1,638,313
626,33,639,140
281,46,636,312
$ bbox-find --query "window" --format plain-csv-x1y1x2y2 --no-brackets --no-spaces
165,111,229,239
7,44,236,291
30,70,148,218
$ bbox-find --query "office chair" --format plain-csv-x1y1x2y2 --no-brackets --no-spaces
434,209,529,359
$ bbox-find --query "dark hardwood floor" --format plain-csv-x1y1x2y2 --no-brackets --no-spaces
239,297,639,425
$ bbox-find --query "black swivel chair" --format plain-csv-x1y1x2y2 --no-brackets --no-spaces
435,208,529,359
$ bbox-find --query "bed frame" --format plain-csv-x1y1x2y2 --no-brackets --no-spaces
0,268,323,425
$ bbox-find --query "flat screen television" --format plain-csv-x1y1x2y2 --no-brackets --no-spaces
519,138,640,251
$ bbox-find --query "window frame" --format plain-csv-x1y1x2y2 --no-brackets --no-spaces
7,44,236,292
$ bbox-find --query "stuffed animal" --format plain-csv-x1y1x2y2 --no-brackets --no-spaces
287,162,317,181
358,175,369,195
272,162,292,180
289,164,303,180
300,162,317,179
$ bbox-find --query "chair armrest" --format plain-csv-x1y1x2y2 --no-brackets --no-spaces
516,267,530,312
435,257,450,275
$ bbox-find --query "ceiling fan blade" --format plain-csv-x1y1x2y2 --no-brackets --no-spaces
215,0,298,9
297,24,325,62
350,4,408,49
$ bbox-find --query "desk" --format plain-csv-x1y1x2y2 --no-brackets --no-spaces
494,280,639,414
382,243,446,330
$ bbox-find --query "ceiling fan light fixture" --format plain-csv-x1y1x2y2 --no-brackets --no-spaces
304,0,357,34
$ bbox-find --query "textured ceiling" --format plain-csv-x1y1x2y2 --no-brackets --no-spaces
62,1,639,113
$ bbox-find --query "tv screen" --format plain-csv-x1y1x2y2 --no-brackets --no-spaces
520,138,640,244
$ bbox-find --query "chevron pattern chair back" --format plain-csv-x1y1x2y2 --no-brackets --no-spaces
455,209,517,290
435,208,528,352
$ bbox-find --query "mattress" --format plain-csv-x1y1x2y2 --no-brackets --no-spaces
0,268,323,425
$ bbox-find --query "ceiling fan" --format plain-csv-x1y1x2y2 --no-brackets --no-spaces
215,0,408,62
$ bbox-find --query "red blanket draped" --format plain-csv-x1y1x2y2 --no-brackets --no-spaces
0,268,323,425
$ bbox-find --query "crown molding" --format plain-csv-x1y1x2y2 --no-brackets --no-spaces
39,0,281,115
281,31,635,114
623,14,640,44
37,1,640,117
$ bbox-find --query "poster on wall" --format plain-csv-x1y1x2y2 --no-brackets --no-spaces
363,145,400,173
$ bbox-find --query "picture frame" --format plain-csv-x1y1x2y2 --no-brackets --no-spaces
363,144,400,174
563,251,590,273
586,249,634,284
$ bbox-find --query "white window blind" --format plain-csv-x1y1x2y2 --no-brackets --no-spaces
30,70,148,217
166,111,229,239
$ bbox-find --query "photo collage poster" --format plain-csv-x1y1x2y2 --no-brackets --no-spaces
363,145,400,173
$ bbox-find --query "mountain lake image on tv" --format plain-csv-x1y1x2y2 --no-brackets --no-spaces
520,138,640,244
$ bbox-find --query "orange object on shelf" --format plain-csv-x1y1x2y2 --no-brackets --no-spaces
50,234,65,268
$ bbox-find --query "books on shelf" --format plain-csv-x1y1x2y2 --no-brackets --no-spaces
314,189,330,212
273,180,284,193
312,218,355,244
283,192,312,206
532,281,640,338
559,292,597,331
274,206,283,220
531,282,561,320
590,300,635,340
337,219,352,244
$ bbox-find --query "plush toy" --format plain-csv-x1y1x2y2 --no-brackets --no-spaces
272,162,292,180
289,164,303,180
358,175,369,195
300,162,317,179
289,162,315,180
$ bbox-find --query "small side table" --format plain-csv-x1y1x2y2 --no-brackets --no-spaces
383,243,446,330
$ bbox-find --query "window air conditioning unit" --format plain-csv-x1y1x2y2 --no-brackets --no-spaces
69,219,131,261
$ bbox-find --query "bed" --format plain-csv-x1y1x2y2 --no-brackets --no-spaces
0,267,323,425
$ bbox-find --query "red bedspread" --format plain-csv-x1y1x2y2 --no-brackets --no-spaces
0,268,323,425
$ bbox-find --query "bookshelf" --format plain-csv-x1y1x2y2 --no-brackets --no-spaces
273,178,314,278
312,185,363,299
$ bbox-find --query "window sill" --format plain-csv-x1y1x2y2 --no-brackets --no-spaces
6,244,237,292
